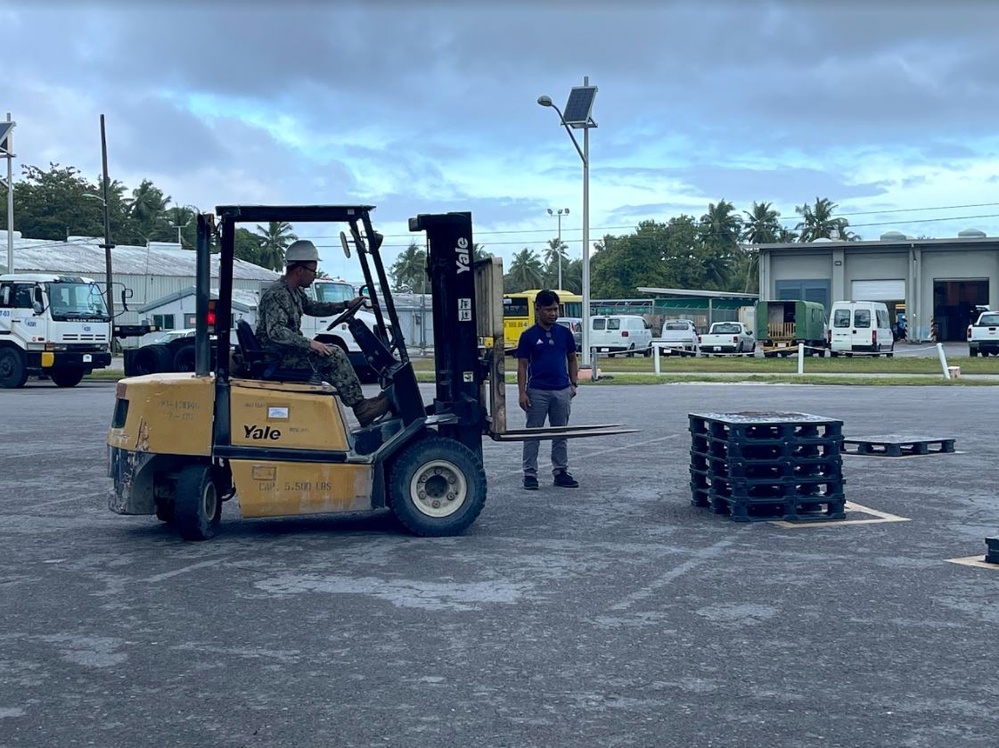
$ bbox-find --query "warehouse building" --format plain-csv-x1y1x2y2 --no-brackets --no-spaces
1,233,279,342
754,229,999,342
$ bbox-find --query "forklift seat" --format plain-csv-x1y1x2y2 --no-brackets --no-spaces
235,320,317,384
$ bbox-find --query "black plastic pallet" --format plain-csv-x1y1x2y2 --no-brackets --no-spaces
708,476,845,502
842,434,956,457
693,435,841,462
706,494,847,523
689,412,843,443
699,453,842,481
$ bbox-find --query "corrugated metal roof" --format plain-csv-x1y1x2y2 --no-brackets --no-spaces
138,286,260,314
0,236,279,280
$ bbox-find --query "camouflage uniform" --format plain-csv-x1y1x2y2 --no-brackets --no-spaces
255,277,364,406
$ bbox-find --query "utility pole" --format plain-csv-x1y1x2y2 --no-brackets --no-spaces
100,114,115,319
2,113,15,274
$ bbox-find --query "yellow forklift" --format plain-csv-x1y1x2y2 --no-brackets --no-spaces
107,205,631,540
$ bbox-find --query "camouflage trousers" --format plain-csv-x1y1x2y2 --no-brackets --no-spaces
276,347,364,407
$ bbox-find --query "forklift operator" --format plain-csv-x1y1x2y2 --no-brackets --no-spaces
255,239,390,427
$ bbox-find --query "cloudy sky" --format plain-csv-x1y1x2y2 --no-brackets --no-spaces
4,0,999,278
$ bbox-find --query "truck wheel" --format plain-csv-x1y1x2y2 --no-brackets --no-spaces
0,348,28,389
172,344,196,372
626,345,636,358
50,368,85,387
175,464,222,541
133,344,173,375
969,348,978,357
389,437,486,537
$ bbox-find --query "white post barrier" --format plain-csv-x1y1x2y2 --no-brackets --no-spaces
653,343,661,375
798,343,805,375
936,342,950,380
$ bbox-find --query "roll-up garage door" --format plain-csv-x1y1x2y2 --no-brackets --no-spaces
851,280,905,300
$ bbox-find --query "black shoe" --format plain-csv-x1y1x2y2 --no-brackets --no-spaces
553,471,579,488
523,475,539,490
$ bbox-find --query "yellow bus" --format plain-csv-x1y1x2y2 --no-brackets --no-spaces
503,289,583,352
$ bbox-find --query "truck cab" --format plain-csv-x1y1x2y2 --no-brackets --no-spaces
0,273,112,388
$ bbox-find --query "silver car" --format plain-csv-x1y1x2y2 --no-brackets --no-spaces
556,317,583,351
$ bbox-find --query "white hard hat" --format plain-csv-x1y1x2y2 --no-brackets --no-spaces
285,239,320,264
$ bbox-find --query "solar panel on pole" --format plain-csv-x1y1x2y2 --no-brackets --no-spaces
0,122,12,154
563,86,597,128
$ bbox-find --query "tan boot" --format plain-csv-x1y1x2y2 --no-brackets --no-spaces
353,393,390,427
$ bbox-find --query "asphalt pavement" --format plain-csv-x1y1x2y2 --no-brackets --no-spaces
1,380,998,747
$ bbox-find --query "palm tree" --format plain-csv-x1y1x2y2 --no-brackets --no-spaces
741,202,782,244
390,242,427,291
127,179,171,243
507,248,544,291
542,237,569,288
254,221,297,271
700,200,742,247
698,201,741,289
794,197,855,242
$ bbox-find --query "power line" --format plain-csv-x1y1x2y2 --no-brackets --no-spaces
302,200,999,246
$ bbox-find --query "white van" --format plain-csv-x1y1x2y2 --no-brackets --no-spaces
828,301,894,357
590,315,653,357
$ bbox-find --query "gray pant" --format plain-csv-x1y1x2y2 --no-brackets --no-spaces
522,386,572,477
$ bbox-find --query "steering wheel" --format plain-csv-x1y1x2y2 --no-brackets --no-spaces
325,296,366,331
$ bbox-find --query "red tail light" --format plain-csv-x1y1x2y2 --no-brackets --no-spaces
967,326,973,340
732,336,738,344
621,331,629,337
872,330,877,345
697,335,702,344
827,329,831,344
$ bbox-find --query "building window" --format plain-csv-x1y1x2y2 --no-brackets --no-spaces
153,314,175,331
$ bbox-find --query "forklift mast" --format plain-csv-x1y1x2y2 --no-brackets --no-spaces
409,212,486,453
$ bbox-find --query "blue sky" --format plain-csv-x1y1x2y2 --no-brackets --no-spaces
4,0,999,280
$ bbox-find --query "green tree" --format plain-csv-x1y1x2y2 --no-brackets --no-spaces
163,205,199,249
390,242,427,291
741,201,782,244
541,237,569,289
506,248,544,291
794,197,858,242
233,227,265,265
591,221,671,297
697,200,741,289
254,221,297,271
125,179,172,244
0,163,117,240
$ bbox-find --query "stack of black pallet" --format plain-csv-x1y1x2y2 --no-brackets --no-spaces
689,411,846,522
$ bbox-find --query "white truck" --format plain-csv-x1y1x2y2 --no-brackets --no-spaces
0,273,113,388
967,308,999,357
299,278,388,382
652,319,699,357
698,321,755,356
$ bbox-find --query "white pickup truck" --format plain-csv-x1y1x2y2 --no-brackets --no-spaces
967,308,999,357
652,319,698,357
698,321,755,356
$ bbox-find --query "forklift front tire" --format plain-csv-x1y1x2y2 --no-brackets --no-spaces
389,437,486,537
175,464,222,541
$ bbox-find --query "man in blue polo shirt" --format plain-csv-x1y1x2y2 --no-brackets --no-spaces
517,289,580,490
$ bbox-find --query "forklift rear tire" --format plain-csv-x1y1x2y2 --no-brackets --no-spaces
175,464,222,541
389,437,486,537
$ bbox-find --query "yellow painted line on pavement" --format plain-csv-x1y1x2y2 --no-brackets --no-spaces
946,556,999,570
771,501,910,528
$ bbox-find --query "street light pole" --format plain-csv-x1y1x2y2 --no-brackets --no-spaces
537,76,597,366
3,113,15,275
99,114,115,320
547,207,569,291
